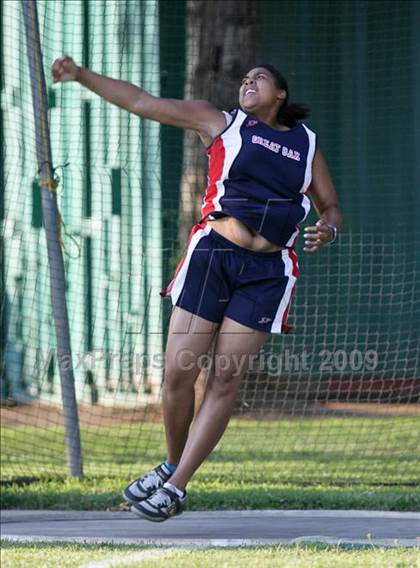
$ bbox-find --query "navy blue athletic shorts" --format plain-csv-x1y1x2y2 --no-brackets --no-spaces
160,221,299,334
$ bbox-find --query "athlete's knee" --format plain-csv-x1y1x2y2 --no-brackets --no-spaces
163,368,189,394
163,353,199,394
208,369,241,398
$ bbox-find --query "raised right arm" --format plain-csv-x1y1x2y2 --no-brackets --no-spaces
51,55,226,145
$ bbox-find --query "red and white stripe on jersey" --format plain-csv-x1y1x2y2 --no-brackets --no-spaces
160,222,212,305
271,248,299,334
201,110,245,220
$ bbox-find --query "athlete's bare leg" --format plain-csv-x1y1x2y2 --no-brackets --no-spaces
168,317,270,490
162,306,219,465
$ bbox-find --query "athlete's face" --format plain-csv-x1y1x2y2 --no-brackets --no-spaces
239,67,287,113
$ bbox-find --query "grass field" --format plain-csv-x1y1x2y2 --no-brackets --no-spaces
1,542,419,568
2,416,419,511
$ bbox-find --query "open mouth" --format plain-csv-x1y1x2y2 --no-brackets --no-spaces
245,89,257,96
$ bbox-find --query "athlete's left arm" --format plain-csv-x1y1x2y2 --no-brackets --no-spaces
303,149,343,253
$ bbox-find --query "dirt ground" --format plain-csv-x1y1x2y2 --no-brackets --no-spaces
1,397,419,429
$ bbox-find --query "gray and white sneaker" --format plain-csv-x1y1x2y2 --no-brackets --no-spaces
122,462,172,505
131,485,187,522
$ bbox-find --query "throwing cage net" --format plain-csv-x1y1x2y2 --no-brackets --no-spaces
1,0,419,492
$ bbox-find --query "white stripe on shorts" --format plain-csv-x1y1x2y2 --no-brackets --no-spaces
170,224,212,306
270,251,297,334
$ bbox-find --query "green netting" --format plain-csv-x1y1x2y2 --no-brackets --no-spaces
2,0,163,408
1,0,419,486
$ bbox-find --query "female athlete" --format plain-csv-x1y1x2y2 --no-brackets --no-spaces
52,56,343,522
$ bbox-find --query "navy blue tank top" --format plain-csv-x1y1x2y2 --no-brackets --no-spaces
200,108,317,247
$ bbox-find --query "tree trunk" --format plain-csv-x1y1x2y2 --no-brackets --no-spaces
179,0,257,245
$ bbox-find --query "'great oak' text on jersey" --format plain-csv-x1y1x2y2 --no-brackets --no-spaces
200,108,317,247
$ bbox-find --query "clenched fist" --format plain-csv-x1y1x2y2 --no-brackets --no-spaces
303,219,336,253
51,55,80,83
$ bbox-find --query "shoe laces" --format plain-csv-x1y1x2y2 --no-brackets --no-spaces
139,469,161,491
148,488,174,509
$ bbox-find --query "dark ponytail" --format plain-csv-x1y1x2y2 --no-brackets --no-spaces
277,102,311,128
256,63,311,128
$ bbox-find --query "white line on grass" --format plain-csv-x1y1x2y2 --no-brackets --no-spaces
78,548,175,568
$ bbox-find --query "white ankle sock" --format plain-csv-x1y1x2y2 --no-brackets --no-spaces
163,481,185,498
